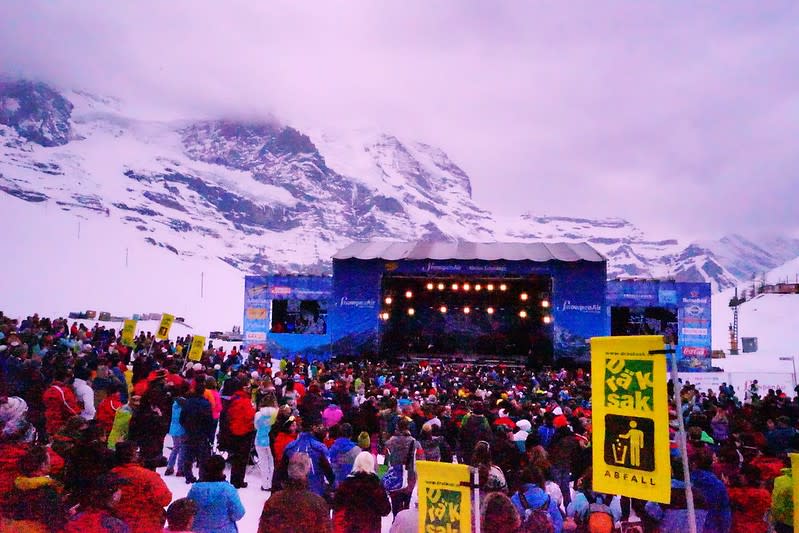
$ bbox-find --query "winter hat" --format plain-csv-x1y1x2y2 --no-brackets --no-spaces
515,419,532,433
498,409,509,419
0,397,28,430
553,414,569,429
357,431,371,450
192,363,204,371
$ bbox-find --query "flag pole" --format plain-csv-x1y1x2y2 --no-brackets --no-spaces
664,346,696,533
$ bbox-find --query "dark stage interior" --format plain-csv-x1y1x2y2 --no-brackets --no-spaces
378,275,554,364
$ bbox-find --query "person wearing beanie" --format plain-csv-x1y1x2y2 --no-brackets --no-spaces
187,455,245,533
357,431,371,451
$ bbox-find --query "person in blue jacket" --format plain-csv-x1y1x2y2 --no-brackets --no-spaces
328,423,362,488
282,421,335,497
690,448,732,533
187,454,245,533
510,465,564,533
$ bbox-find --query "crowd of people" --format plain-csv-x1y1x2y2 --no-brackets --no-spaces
1,311,798,532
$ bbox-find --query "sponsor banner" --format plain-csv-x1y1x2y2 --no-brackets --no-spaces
156,313,175,340
121,319,137,347
591,335,671,503
682,346,710,357
416,461,472,533
681,327,708,337
678,372,728,393
188,335,206,361
729,372,795,400
658,289,677,305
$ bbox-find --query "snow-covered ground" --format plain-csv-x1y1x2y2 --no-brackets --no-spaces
0,192,244,336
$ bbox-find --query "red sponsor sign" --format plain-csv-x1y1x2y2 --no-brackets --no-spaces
683,346,710,357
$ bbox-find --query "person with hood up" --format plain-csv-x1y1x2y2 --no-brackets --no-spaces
187,455,246,533
258,452,332,533
254,392,279,491
690,448,731,533
510,465,563,533
110,441,173,533
332,451,392,533
770,456,794,533
329,422,362,488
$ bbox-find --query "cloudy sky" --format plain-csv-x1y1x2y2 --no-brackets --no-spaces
2,1,798,239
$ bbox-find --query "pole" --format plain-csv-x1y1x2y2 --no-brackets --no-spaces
669,346,697,533
125,247,129,268
201,272,204,299
472,467,481,533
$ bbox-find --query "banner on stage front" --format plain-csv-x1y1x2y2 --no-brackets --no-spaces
156,313,175,340
188,335,206,361
416,460,472,533
121,319,137,347
591,335,671,503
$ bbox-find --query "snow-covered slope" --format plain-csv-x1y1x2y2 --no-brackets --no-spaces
3,78,799,331
712,255,799,353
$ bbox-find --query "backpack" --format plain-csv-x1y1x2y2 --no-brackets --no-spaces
518,491,554,533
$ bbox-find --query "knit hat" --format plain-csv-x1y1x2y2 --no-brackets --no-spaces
515,419,532,432
357,431,371,450
553,414,569,428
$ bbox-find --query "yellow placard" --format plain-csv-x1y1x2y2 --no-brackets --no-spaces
591,335,671,503
188,335,206,361
121,319,137,347
156,313,175,340
791,453,799,531
417,460,472,533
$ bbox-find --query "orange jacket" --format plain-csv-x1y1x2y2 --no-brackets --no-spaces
110,464,172,533
227,390,256,436
42,383,80,436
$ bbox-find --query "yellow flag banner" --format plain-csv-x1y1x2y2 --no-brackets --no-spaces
156,313,175,340
188,335,206,362
591,335,671,504
121,319,137,347
416,460,472,533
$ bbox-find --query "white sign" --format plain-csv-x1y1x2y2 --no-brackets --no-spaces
678,372,729,393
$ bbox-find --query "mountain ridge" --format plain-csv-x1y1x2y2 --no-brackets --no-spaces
2,78,799,292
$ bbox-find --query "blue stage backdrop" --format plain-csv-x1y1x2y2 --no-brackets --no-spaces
331,241,609,362
243,275,332,359
607,280,712,371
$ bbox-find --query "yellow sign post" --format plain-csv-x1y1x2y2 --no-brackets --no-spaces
188,335,206,362
791,453,799,532
121,319,137,347
156,313,175,341
417,460,472,533
591,335,671,503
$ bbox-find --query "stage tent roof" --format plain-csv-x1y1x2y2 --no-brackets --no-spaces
333,241,605,263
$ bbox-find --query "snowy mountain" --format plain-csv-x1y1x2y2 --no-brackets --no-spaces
2,77,799,328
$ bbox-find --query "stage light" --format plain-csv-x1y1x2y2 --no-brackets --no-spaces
426,282,434,290
500,283,507,291
380,312,389,320
486,307,495,315
463,306,471,314
437,282,445,291
541,300,550,308
487,283,495,291
405,290,413,299
475,284,482,291
463,283,471,291
407,308,415,316
384,297,393,305
451,283,459,291
520,292,529,301
519,310,528,318
439,305,447,314
543,315,552,324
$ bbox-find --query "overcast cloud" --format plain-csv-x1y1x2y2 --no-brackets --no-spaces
1,1,798,239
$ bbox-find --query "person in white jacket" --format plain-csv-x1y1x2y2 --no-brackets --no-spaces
73,365,95,420
254,392,279,492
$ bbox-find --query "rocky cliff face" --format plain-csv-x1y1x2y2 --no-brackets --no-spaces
2,78,798,290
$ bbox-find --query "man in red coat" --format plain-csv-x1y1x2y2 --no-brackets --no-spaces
226,384,256,488
110,441,173,533
42,368,80,438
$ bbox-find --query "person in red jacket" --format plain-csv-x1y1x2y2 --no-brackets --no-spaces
226,384,256,488
42,368,80,438
728,464,772,533
96,384,125,437
109,441,173,533
62,473,130,533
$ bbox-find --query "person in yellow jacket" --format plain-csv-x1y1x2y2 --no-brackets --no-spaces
771,464,793,533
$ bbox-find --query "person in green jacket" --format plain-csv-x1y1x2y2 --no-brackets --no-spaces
107,395,140,450
771,463,793,533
